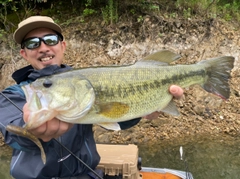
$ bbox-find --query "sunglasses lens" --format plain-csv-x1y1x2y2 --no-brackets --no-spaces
43,35,59,46
24,38,41,49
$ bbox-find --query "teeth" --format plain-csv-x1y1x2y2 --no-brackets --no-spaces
41,56,53,62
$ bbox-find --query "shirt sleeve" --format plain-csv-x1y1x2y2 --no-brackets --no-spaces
0,87,40,151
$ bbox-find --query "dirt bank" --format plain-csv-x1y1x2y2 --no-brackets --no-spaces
0,14,239,146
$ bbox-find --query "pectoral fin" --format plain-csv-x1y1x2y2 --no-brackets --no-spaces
160,100,180,116
98,102,129,118
98,122,121,131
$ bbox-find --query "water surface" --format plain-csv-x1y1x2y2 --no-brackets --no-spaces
1,134,240,179
138,134,240,179
0,145,11,179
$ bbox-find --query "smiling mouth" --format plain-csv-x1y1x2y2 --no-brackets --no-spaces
40,56,54,62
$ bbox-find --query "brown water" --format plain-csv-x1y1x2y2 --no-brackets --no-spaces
1,134,240,179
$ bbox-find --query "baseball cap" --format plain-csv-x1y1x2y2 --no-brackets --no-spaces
13,16,63,44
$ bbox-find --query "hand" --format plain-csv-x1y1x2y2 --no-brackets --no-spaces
23,103,73,142
144,85,183,119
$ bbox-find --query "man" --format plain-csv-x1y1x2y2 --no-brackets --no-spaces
0,16,183,179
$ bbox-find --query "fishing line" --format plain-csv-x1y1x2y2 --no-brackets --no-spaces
179,146,192,179
0,91,103,179
0,92,23,112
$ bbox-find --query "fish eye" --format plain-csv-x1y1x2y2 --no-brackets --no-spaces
43,78,52,88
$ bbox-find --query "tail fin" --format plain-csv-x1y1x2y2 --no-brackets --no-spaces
199,56,235,99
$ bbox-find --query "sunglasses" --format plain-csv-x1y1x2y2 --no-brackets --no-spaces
21,34,63,49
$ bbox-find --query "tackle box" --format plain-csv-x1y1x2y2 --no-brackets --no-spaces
96,144,192,179
96,144,141,179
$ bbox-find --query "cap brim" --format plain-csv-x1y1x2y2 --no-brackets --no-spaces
14,21,62,44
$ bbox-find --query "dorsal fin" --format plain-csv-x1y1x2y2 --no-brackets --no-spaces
143,50,181,64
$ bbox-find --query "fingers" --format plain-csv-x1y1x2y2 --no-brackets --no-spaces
23,103,73,142
169,85,184,99
28,118,73,142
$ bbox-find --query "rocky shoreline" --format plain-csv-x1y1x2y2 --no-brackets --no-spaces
0,15,239,147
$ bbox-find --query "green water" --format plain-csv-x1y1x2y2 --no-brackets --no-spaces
138,134,240,179
0,145,12,179
1,134,240,179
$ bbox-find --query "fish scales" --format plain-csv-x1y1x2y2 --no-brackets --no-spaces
80,65,206,97
73,64,208,123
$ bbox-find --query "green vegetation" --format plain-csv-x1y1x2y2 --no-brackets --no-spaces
101,0,118,25
0,0,240,35
175,0,240,21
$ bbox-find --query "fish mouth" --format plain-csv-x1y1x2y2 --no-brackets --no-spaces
21,84,54,129
22,84,34,102
21,80,96,129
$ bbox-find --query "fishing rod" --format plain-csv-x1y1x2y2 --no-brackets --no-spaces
0,91,103,179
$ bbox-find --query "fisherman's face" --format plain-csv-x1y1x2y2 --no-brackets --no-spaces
20,28,66,70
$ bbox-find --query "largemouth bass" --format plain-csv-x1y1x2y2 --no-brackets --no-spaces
6,50,234,164
21,50,234,130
